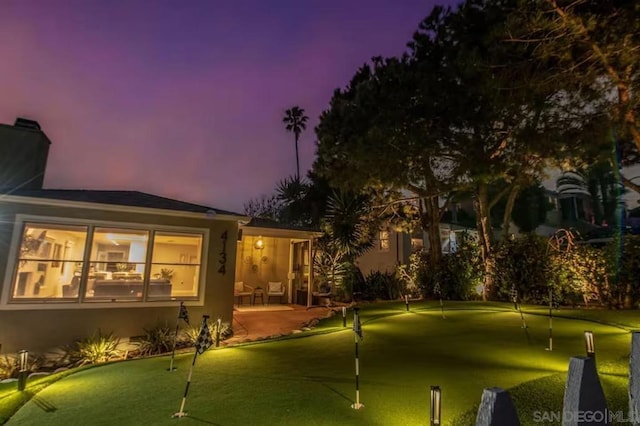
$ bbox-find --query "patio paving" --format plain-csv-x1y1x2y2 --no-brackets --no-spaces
224,304,336,345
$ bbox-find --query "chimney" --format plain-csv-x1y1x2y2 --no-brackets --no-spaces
0,117,51,190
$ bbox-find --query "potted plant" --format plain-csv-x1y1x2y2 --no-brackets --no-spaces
160,269,174,281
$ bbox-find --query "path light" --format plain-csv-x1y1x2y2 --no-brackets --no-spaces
430,385,441,425
584,331,595,359
18,350,28,391
342,306,347,327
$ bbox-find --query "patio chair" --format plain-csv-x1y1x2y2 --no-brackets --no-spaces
234,281,254,305
266,281,285,304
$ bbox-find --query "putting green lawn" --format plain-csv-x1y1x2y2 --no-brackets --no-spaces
3,302,636,425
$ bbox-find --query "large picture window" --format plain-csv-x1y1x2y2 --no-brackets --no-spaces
9,219,206,304
148,232,202,300
86,227,150,301
12,223,88,299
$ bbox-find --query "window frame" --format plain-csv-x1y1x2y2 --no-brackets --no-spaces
1,214,209,309
378,230,390,252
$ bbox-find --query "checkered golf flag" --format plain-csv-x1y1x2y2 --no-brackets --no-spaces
510,286,518,303
510,285,519,310
195,321,213,355
353,313,363,341
433,282,441,297
178,302,189,325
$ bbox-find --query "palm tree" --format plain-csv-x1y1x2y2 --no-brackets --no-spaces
283,106,308,180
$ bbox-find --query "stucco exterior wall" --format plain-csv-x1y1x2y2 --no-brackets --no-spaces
356,230,410,277
0,200,239,353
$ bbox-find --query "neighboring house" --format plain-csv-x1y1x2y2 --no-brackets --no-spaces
537,170,633,237
356,222,477,277
0,118,248,353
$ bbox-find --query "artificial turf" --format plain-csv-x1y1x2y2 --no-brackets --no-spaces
3,301,636,425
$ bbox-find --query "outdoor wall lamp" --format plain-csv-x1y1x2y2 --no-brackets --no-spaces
254,236,264,250
18,350,28,391
430,385,441,425
584,331,595,359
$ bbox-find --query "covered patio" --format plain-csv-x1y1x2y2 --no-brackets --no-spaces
234,219,324,308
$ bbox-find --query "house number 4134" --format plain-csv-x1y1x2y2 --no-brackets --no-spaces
218,231,228,275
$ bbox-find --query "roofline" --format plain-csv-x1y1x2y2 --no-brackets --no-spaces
240,224,323,239
0,194,250,222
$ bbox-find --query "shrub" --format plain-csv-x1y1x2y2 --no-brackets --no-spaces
0,354,18,380
407,232,482,301
185,321,233,346
397,250,428,298
136,324,175,356
357,271,402,301
548,243,606,306
492,234,552,303
74,330,121,365
605,234,640,308
439,233,483,300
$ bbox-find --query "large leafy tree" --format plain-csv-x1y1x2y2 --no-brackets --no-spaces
315,55,456,268
283,106,309,180
508,0,640,194
404,0,582,298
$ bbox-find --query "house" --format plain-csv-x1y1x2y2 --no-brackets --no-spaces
0,118,248,353
356,223,477,277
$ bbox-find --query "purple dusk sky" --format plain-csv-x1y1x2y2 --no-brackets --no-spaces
0,0,458,213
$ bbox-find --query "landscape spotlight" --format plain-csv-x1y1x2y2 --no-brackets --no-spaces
430,385,441,425
584,331,595,359
18,350,28,391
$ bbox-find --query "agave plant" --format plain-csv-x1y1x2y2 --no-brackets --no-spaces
136,324,174,356
75,330,121,365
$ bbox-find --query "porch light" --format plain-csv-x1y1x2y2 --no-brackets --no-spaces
430,385,441,425
18,350,28,391
254,236,264,250
584,331,595,359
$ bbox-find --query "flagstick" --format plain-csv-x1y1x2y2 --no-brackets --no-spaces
215,318,221,348
511,286,527,329
351,308,364,410
173,316,208,418
168,308,181,371
173,347,197,418
547,288,553,351
434,283,445,319
517,302,527,329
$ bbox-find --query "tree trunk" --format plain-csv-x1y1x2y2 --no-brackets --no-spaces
420,197,443,268
475,183,494,301
295,133,300,180
501,183,519,240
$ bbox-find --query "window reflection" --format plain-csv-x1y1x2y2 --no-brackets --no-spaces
11,222,204,303
13,223,88,299
85,228,149,300
149,232,203,299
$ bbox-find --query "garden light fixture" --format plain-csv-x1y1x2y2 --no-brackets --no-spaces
584,331,595,359
430,385,441,425
18,350,28,391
